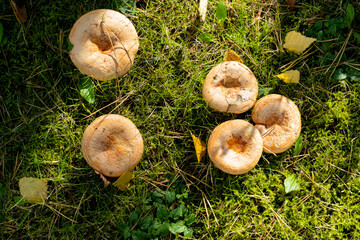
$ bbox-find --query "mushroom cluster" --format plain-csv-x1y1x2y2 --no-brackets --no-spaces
204,61,301,175
69,9,139,81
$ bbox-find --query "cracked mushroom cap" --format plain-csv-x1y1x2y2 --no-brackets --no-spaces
69,9,139,81
252,94,301,154
208,120,263,175
203,61,258,113
81,114,144,178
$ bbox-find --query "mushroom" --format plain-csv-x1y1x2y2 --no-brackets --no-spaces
203,61,258,113
207,120,263,175
69,9,139,81
251,94,301,154
81,114,144,180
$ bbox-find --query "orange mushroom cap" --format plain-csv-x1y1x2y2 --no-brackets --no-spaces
69,9,139,81
203,61,258,113
252,94,301,154
207,120,263,175
81,114,144,177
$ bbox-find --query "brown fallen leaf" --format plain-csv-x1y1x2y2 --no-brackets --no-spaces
19,177,47,202
286,0,296,8
10,0,27,25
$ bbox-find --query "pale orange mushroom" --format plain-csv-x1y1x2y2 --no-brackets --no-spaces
252,94,301,154
81,114,144,180
203,61,258,113
69,9,139,81
207,120,263,175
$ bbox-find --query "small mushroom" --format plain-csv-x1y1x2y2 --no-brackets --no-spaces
207,120,263,175
203,61,258,113
69,9,139,81
252,94,301,154
81,114,144,179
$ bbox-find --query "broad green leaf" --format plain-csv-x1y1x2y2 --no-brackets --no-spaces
77,78,95,104
19,177,47,202
284,175,300,193
131,230,148,240
350,71,360,81
345,3,355,27
156,222,170,237
184,213,196,225
216,1,227,24
353,32,360,44
123,227,131,239
139,215,154,230
67,38,74,51
0,23,3,44
169,221,187,234
333,68,347,80
258,87,272,98
170,204,187,221
198,33,215,43
129,207,141,225
119,0,137,13
152,188,164,199
294,136,303,156
156,204,169,221
165,191,176,203
184,227,194,238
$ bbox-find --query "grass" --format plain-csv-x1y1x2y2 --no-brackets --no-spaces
1,0,360,239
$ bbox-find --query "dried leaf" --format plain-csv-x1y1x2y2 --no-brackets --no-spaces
19,177,47,202
283,31,316,54
199,0,208,22
10,0,27,25
190,132,206,162
113,171,134,191
285,0,296,8
223,49,242,63
276,70,300,83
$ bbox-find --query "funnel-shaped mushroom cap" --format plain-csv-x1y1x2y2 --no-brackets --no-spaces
208,120,263,175
203,61,258,113
252,94,301,154
69,9,139,81
81,114,144,177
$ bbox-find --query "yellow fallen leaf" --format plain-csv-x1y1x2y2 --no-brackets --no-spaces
19,177,47,202
190,132,206,162
199,0,208,22
276,70,300,83
283,31,316,54
113,171,134,191
223,49,243,62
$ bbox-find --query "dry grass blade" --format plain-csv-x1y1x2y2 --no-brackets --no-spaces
325,29,353,78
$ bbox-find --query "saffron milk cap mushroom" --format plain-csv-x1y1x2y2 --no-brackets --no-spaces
252,94,301,154
69,9,139,81
207,120,263,175
81,114,144,178
203,61,258,113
